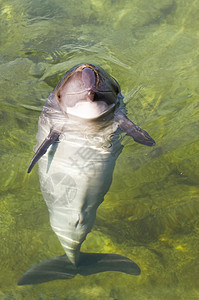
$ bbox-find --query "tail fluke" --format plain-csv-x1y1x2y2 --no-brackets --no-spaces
18,252,141,285
78,252,140,276
18,255,76,285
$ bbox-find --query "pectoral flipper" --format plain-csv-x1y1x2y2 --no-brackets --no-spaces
27,129,60,173
115,111,155,146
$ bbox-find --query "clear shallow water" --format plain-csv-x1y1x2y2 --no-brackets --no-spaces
0,0,199,299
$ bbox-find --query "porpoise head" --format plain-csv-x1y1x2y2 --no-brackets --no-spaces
27,63,155,173
53,63,120,119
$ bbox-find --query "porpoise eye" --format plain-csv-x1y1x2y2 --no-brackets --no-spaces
57,92,61,100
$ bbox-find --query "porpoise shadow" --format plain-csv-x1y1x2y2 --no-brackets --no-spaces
18,252,141,285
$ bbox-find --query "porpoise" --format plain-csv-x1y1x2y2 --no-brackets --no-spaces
18,63,155,285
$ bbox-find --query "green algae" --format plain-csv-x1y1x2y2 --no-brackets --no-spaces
0,0,199,299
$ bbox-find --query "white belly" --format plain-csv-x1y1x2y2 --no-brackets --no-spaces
36,113,122,264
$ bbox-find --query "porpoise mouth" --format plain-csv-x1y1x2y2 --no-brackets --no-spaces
55,65,119,119
66,101,115,119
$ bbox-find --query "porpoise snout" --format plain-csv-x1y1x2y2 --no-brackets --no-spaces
82,67,96,91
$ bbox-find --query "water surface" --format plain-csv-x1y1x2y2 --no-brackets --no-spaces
1,0,199,299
